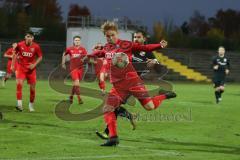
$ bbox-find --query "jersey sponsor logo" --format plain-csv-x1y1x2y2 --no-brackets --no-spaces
22,52,33,57
105,52,114,59
72,53,81,58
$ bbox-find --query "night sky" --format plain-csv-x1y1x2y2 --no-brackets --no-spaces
58,0,240,29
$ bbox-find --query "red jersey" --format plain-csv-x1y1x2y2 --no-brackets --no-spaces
92,39,162,83
4,48,14,60
64,46,88,71
16,41,42,71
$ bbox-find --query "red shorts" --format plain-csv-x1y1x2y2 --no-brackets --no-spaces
16,66,36,84
70,68,83,81
106,74,151,109
99,63,110,76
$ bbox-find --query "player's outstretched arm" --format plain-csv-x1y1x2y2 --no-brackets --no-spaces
61,51,67,69
89,49,106,58
10,52,16,72
132,40,168,52
4,50,12,58
10,43,18,72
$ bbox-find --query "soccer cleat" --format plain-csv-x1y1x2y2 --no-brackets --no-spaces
158,89,169,94
96,131,109,140
100,136,119,147
29,106,35,112
16,106,23,112
69,96,73,104
164,91,177,99
216,98,222,104
101,89,106,96
78,98,84,105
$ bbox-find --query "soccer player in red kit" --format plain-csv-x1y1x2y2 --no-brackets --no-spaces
2,43,17,87
62,36,87,104
91,21,176,146
11,31,43,112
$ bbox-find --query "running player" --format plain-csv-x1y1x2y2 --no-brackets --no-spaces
11,31,43,112
62,36,87,104
2,43,17,87
212,46,230,103
91,21,176,146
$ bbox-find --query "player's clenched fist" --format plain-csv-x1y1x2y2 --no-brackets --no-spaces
160,40,168,48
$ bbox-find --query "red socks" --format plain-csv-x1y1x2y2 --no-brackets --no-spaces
104,112,117,138
71,86,81,100
16,83,22,100
152,94,166,109
98,81,105,90
30,87,35,103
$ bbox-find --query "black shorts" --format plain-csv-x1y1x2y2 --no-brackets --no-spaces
213,80,225,88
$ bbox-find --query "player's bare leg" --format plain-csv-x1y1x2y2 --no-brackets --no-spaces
29,83,36,112
219,86,224,101
143,91,176,111
2,73,12,87
215,86,224,103
16,79,24,111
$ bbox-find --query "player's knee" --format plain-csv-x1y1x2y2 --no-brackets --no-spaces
143,103,154,111
30,84,36,90
16,79,23,85
73,80,80,86
103,105,115,113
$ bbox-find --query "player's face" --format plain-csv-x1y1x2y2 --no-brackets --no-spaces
94,43,103,50
218,47,225,57
25,34,34,45
105,30,118,44
134,33,145,44
73,38,81,46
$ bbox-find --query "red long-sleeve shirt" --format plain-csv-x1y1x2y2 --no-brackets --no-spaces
91,39,162,83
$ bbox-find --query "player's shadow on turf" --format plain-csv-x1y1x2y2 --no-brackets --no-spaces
191,100,213,105
47,99,62,103
147,137,240,155
2,119,66,129
0,105,15,112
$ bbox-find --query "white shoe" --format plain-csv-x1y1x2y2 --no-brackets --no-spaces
16,106,23,112
218,98,222,101
29,103,35,112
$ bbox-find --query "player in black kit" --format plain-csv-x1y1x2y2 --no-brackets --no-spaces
212,46,230,104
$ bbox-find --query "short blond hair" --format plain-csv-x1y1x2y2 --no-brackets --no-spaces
101,21,118,34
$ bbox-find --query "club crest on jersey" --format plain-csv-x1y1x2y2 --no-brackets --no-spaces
22,52,33,57
30,48,35,52
224,58,227,62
